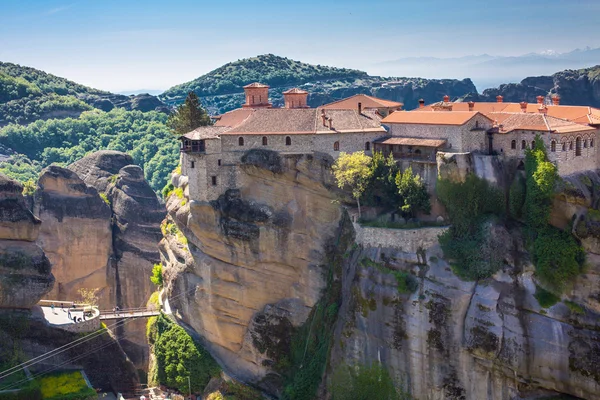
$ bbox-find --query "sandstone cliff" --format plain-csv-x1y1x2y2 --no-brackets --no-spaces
161,151,342,386
32,151,165,368
0,173,53,308
160,149,600,399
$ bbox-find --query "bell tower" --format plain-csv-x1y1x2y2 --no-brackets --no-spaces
243,82,272,108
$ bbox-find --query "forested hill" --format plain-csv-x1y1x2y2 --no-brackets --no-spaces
160,54,478,113
0,62,176,194
0,61,167,126
465,64,600,107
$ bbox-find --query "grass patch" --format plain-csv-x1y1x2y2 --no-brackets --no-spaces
564,300,585,315
360,257,418,294
99,192,110,206
534,285,560,309
148,291,160,307
38,370,95,400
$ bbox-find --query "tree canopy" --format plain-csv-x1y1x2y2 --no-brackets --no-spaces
332,151,373,218
167,91,212,135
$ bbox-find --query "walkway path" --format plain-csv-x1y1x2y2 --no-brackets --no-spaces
99,307,160,320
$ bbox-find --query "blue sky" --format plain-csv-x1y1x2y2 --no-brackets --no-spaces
1,0,599,92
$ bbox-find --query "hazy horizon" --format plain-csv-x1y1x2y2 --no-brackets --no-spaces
2,0,600,93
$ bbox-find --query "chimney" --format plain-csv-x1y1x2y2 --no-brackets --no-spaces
328,117,333,130
468,101,475,111
496,95,503,103
552,95,560,106
358,102,362,114
538,105,548,114
520,102,527,112
443,95,450,103
536,95,544,105
418,99,425,108
321,109,327,126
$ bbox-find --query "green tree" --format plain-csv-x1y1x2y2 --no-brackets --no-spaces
150,263,163,287
363,151,400,208
395,166,430,217
332,152,373,219
167,91,212,135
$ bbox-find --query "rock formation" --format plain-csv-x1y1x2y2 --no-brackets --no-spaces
0,173,53,308
160,148,600,399
31,151,165,368
161,151,343,384
68,150,165,367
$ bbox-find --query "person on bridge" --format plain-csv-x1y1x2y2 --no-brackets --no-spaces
67,309,71,320
51,303,55,314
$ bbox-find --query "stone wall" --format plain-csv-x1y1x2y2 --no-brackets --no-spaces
387,114,492,152
353,223,448,253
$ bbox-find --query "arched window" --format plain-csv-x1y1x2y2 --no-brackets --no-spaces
562,142,566,151
531,140,535,149
251,95,255,104
576,137,582,156
551,140,556,152
365,142,370,151
285,136,291,146
333,141,340,151
511,140,516,149
262,136,268,146
521,140,526,150
584,139,588,148
238,137,244,146
569,141,573,151
591,139,594,148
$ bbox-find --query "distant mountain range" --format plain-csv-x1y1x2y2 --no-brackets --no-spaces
373,47,600,90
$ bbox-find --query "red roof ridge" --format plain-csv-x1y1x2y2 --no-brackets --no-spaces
243,82,269,88
283,87,308,94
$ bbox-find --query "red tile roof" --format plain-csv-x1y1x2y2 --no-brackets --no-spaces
375,137,447,147
243,82,269,88
322,94,403,110
283,88,308,94
382,111,489,125
486,112,596,134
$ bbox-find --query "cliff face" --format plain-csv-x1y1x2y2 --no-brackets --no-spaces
331,224,600,400
32,151,165,368
0,174,53,308
34,166,113,304
473,64,600,107
162,150,600,399
161,151,343,383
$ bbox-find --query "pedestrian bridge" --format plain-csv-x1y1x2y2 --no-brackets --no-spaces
98,307,161,320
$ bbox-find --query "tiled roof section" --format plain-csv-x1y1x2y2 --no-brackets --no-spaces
243,82,269,88
322,94,403,110
421,101,600,126
486,112,596,134
222,108,386,135
214,109,255,127
382,111,489,125
180,126,231,140
283,88,308,94
375,137,447,147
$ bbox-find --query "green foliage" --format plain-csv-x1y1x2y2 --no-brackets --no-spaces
38,370,96,400
524,137,559,231
534,285,560,308
98,193,110,206
0,108,179,193
150,263,163,287
162,182,174,199
564,300,585,315
359,218,445,230
329,363,408,400
173,187,184,199
21,179,36,196
332,151,373,217
220,381,263,400
532,227,584,292
0,380,41,400
436,174,505,280
363,152,400,208
522,137,585,292
360,257,417,294
0,72,40,103
436,174,504,237
508,173,526,219
160,54,366,103
167,91,212,135
148,314,220,394
395,166,430,217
